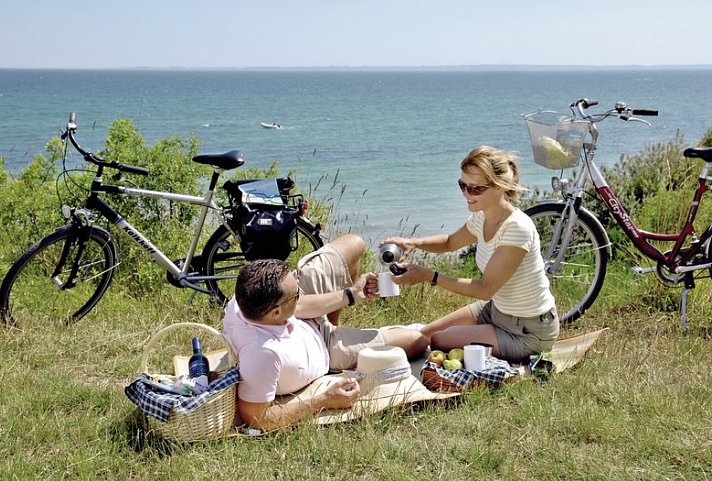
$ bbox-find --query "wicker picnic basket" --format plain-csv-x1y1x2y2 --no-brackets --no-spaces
421,366,465,393
139,322,237,443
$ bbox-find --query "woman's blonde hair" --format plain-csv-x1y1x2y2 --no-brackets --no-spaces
460,145,526,202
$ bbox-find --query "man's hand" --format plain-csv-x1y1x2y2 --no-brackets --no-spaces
351,273,379,301
320,378,361,409
238,378,361,432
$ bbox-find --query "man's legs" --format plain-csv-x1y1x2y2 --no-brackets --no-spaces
324,234,365,325
381,328,429,360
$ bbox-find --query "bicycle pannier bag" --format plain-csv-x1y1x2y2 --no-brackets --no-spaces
237,204,299,261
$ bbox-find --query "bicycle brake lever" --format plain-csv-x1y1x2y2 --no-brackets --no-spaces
623,116,652,127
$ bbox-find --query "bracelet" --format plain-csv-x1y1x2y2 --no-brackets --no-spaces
344,288,355,306
430,271,439,286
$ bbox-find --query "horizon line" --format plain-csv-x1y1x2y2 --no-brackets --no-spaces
2,64,712,71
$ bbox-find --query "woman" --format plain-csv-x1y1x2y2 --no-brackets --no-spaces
380,146,559,362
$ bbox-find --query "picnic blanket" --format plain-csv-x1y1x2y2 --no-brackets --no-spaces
170,328,608,435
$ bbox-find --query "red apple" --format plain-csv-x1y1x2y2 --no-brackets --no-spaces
427,350,446,366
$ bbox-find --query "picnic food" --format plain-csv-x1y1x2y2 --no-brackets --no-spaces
442,359,463,371
427,350,446,366
447,348,464,361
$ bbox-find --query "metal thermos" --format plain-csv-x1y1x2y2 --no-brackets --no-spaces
378,244,402,265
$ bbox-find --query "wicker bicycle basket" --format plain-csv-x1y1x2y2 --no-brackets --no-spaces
523,110,589,170
139,322,237,443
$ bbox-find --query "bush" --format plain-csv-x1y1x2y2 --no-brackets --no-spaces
0,119,311,296
0,138,67,268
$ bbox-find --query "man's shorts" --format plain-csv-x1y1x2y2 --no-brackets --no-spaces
468,300,559,361
296,244,386,371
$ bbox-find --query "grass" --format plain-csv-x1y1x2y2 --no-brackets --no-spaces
2,254,712,481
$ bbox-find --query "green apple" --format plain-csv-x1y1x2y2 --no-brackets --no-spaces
427,350,446,366
447,348,464,361
442,358,463,371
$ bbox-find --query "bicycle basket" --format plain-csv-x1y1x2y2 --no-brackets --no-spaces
523,110,589,169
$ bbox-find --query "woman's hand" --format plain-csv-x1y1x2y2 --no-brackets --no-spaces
389,263,432,286
378,237,416,259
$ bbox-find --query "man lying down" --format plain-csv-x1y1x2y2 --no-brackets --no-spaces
222,234,429,431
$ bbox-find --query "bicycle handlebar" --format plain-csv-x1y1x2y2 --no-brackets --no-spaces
63,113,149,176
631,109,658,116
570,99,658,125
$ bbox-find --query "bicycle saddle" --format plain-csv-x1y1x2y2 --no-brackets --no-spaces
192,150,244,170
683,147,712,163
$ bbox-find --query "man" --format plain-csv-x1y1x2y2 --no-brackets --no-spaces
222,234,428,431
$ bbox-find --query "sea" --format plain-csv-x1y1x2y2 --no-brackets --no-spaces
1,67,711,244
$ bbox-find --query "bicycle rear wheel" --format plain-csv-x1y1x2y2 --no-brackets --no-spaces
525,203,609,324
202,218,323,305
0,225,116,326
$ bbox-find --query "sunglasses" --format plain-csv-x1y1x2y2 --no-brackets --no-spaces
458,179,492,196
271,291,300,310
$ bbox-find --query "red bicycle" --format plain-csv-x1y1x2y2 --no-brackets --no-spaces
523,98,712,331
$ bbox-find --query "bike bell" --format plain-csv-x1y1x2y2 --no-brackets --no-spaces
378,244,402,265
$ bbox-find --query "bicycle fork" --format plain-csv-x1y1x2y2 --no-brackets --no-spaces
543,200,581,274
53,210,96,290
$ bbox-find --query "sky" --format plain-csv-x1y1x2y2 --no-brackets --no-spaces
1,1,711,69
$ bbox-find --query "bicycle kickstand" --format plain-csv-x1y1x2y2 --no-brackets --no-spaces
679,273,695,335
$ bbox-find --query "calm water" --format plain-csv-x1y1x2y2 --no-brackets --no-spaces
1,68,711,242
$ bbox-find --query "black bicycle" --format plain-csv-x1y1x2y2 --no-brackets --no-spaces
0,113,323,325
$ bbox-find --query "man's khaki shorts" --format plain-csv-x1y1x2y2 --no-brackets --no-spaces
296,244,386,371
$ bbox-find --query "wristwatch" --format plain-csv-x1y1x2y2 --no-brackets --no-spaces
430,271,439,286
344,287,355,306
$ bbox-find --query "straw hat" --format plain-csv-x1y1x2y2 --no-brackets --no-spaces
274,346,459,425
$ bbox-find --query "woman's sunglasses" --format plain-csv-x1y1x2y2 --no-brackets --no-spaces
458,179,492,196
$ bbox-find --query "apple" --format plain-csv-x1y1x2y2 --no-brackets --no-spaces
447,348,465,361
442,358,463,371
427,350,446,366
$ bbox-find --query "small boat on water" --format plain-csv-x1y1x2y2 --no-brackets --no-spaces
260,122,282,130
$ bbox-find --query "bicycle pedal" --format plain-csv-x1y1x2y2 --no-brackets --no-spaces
631,266,655,275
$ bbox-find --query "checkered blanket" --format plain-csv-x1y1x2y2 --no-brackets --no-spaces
421,356,518,389
124,367,240,422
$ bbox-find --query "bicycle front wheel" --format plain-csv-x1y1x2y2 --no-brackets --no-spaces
525,203,609,324
0,225,116,326
202,218,323,305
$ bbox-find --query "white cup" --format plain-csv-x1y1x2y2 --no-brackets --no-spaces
470,342,493,358
378,271,400,297
464,345,486,371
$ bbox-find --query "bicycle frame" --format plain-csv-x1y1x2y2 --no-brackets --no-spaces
565,135,712,275
82,166,235,291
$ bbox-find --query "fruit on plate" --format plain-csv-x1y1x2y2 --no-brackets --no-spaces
427,350,446,366
443,358,463,371
447,348,464,361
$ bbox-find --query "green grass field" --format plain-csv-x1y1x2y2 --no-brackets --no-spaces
2,257,711,481
3,127,712,480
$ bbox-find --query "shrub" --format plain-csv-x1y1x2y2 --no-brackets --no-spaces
0,119,311,297
699,128,712,147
